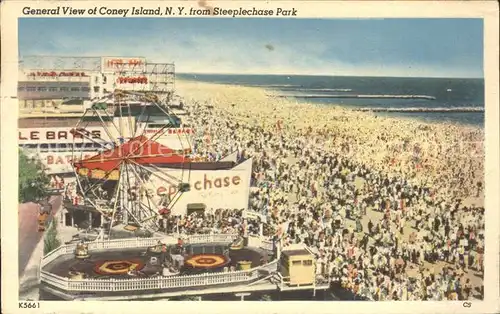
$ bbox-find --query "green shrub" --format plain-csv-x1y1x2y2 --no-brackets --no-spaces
19,150,50,203
44,218,61,254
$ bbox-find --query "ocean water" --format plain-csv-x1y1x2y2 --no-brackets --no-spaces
177,74,485,127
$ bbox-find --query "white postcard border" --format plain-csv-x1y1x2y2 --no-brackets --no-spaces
1,1,499,313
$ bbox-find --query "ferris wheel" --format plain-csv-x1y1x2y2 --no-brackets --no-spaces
70,89,192,234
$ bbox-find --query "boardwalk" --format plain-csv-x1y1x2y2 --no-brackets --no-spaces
18,196,62,277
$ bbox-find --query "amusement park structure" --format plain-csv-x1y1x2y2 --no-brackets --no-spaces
39,234,331,300
18,55,177,106
21,55,191,233
23,56,330,300
67,82,191,234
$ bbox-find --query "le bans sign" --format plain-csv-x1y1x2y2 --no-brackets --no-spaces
19,128,103,143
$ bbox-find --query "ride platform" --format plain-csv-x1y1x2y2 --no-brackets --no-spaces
42,243,266,280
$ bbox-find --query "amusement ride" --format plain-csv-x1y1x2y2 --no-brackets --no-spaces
67,62,192,235
32,59,329,300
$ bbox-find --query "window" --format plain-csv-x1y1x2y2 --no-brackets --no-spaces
81,87,90,92
26,87,36,92
70,87,80,92
303,260,313,266
37,87,47,92
95,76,99,84
60,87,69,92
49,87,58,92
103,76,107,84
94,86,100,93
292,260,301,266
18,86,25,91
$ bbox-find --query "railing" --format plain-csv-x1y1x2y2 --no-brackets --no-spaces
87,237,160,250
183,233,238,244
41,235,275,268
40,233,278,294
41,266,261,292
40,271,70,290
259,259,278,273
40,237,163,267
70,269,259,292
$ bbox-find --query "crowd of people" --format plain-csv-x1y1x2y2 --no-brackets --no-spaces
175,81,485,301
158,208,261,237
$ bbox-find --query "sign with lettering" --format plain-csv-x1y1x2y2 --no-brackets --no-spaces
101,57,146,72
117,76,148,84
19,125,194,174
133,125,193,149
144,158,253,216
28,71,89,78
18,126,192,146
25,152,96,174
18,127,106,144
144,128,194,135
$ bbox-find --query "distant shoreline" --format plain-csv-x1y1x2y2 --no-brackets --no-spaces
353,107,484,113
177,73,484,81
269,94,437,100
175,79,484,132
176,79,484,205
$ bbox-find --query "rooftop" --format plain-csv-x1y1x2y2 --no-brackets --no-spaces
281,249,311,257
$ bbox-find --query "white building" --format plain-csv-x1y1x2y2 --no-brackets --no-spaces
18,56,175,112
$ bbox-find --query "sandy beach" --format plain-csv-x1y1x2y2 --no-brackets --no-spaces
174,79,485,300
177,80,484,204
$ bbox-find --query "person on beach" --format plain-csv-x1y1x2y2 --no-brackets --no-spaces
173,83,484,301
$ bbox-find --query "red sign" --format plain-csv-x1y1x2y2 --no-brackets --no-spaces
145,128,193,135
107,59,143,67
28,71,88,77
117,76,148,84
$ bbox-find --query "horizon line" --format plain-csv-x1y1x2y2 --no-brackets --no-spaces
177,72,484,80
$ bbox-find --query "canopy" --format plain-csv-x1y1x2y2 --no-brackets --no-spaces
73,135,190,179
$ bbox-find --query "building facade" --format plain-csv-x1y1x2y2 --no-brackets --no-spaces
18,56,175,113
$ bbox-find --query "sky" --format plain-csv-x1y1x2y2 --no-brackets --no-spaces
18,18,483,78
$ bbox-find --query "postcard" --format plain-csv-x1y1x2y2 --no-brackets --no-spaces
1,1,499,313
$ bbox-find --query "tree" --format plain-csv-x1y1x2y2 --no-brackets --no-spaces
44,218,62,254
19,149,50,203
